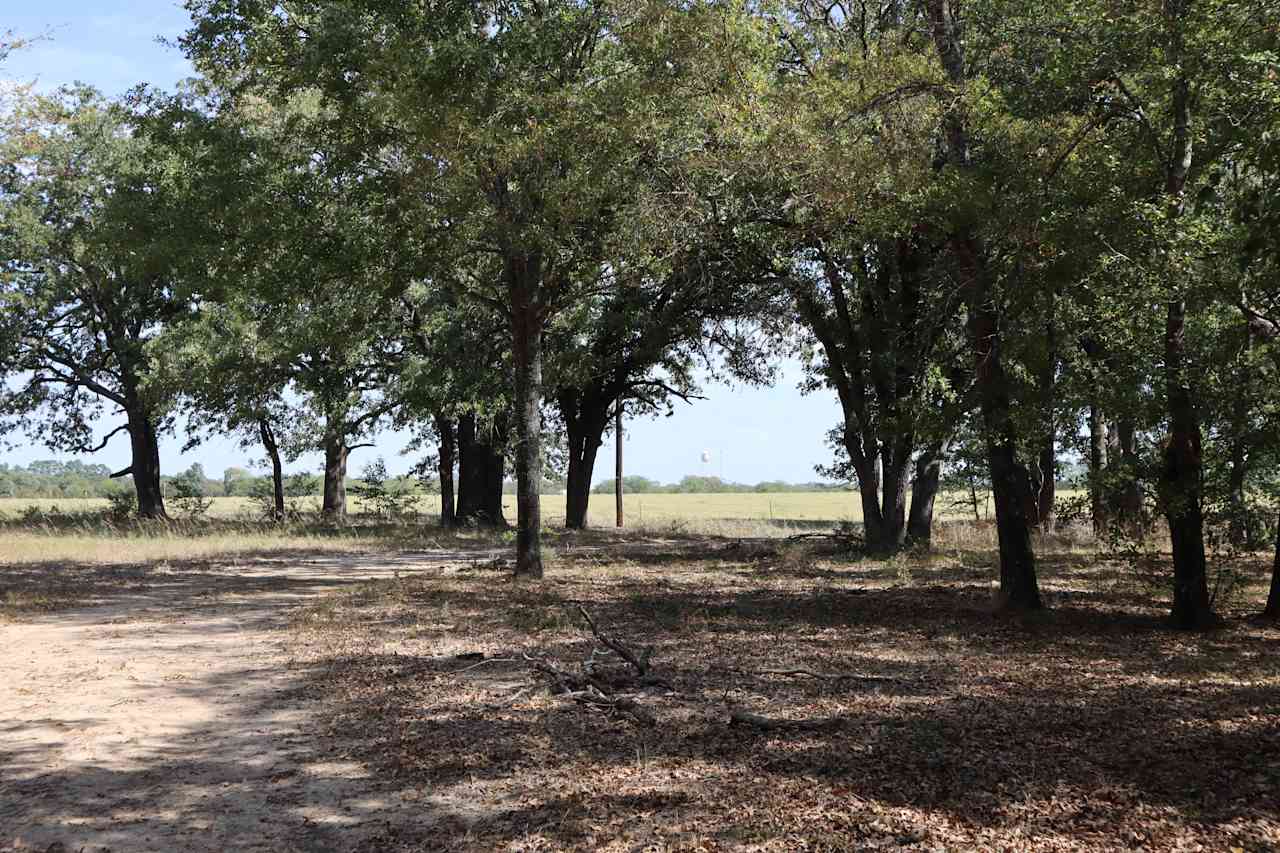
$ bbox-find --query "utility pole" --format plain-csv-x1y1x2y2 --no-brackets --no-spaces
615,399,624,527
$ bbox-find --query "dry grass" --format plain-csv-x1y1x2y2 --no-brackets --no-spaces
0,489,1060,527
274,538,1280,851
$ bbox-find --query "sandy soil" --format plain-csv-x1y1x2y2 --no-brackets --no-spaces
0,551,497,852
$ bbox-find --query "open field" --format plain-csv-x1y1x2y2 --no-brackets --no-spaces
0,489,1007,526
0,491,1067,573
1,528,1277,851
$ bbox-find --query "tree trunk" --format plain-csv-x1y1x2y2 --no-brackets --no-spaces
1226,387,1251,547
1163,299,1214,628
852,456,887,549
126,409,167,519
1089,404,1109,534
321,437,349,521
435,414,457,528
1029,307,1057,532
509,252,544,578
925,0,1038,609
561,392,610,530
1265,516,1280,620
482,414,507,525
456,413,506,526
1113,418,1144,530
877,443,911,551
615,401,624,529
258,417,285,522
1036,438,1056,532
907,441,946,546
959,239,1041,610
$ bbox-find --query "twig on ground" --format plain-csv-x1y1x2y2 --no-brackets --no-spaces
450,656,517,674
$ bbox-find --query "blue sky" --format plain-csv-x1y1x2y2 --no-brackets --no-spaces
2,2,844,485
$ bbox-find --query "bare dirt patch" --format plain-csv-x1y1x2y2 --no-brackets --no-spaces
0,549,498,852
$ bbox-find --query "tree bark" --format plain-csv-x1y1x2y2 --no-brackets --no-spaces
1089,404,1109,534
1030,306,1057,532
958,239,1042,610
258,416,285,522
560,389,611,530
1160,39,1214,629
321,436,349,521
907,441,946,546
482,414,507,524
877,442,911,550
1113,417,1144,530
1163,299,1213,628
1226,384,1252,547
615,401,624,528
125,409,167,519
854,456,887,548
925,0,1039,609
1036,438,1056,532
435,414,457,528
509,251,544,578
1265,516,1280,620
456,413,507,526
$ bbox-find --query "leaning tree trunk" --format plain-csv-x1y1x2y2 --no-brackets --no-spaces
258,417,285,522
435,414,457,528
907,441,946,546
122,408,167,519
321,437,349,521
509,252,544,578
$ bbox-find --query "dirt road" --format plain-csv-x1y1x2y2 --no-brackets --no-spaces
0,552,491,852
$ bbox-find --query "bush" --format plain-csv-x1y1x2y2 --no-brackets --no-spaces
350,458,419,520
171,473,213,519
105,490,138,520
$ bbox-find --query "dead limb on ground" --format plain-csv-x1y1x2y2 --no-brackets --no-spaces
521,605,670,727
513,606,905,732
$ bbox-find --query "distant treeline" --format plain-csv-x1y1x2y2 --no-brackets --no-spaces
2,461,842,500
0,461,312,500
592,475,846,494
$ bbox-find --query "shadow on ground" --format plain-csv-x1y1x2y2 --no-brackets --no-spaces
3,536,1278,851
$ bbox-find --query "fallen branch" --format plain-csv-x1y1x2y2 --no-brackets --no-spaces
576,604,653,676
785,531,864,546
450,656,518,674
727,705,844,731
712,664,914,685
